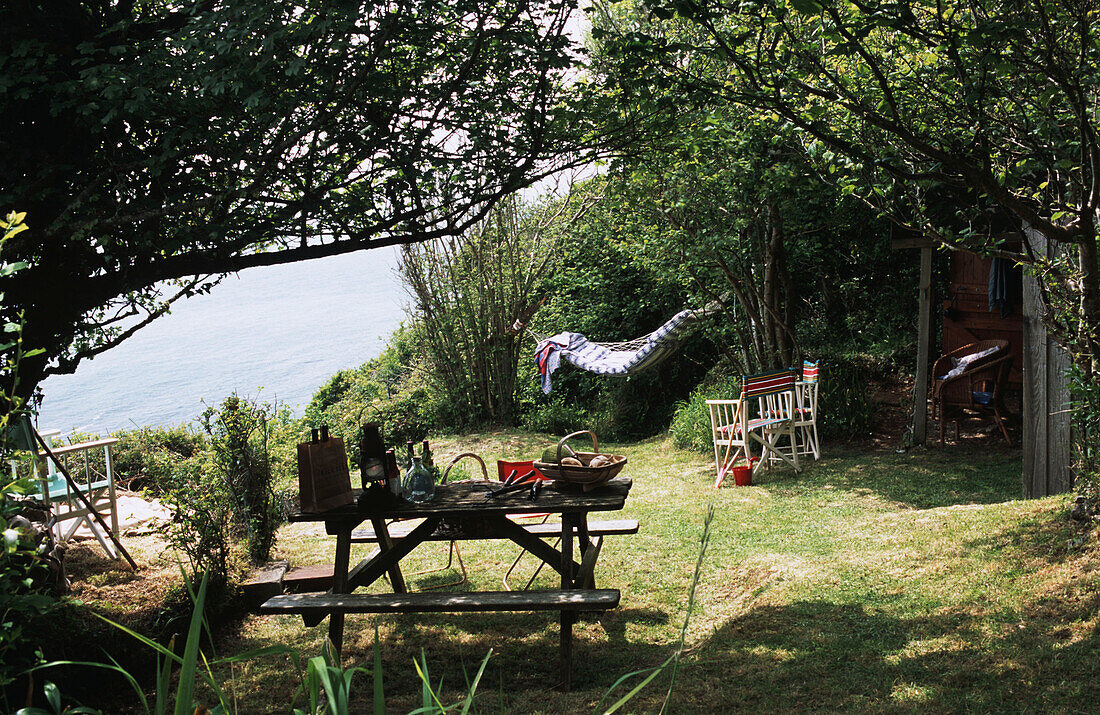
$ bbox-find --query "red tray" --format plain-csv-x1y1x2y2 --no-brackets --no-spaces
496,459,547,482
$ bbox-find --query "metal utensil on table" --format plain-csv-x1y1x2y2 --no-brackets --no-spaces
485,469,539,498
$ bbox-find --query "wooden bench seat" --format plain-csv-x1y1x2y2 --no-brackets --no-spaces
260,588,620,615
349,518,639,543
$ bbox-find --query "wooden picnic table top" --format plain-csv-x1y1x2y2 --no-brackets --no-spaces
289,476,632,522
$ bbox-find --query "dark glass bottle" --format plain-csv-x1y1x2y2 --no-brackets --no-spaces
359,423,386,491
421,440,440,482
384,448,401,497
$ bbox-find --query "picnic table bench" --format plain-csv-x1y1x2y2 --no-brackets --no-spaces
260,476,634,688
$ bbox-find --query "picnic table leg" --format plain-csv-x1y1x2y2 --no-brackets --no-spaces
327,528,351,655
576,519,593,588
560,513,576,689
370,516,407,593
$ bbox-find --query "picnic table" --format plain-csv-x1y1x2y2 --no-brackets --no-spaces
260,476,635,686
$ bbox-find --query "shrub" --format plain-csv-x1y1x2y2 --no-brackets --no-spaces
669,369,741,453
812,354,875,441
0,480,57,702
306,328,438,459
159,449,233,585
1069,363,1100,504
520,400,594,437
201,395,291,566
111,425,207,493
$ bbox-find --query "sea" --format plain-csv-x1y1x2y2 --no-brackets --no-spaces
35,247,409,436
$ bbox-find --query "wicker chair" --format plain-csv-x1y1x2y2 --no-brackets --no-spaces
931,339,1012,444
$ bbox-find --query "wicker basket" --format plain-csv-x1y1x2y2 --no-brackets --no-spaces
532,430,627,490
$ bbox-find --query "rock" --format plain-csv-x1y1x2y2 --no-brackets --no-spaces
1070,495,1090,522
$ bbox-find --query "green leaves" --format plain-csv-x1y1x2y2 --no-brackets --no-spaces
1,0,600,400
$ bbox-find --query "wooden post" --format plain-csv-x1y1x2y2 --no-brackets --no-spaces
913,246,933,444
1022,226,1073,497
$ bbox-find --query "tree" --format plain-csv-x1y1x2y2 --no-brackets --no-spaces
399,189,598,427
0,0,604,403
597,0,1100,383
612,111,810,373
589,4,906,375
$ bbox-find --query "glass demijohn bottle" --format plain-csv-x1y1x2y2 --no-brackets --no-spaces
403,455,435,503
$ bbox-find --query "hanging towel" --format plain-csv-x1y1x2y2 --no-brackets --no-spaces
535,332,571,394
988,257,1021,318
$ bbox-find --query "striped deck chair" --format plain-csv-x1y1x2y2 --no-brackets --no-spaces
707,369,801,488
794,361,821,460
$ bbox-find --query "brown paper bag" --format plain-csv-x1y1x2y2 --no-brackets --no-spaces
297,436,354,512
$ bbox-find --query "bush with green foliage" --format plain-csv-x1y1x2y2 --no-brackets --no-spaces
0,212,57,703
813,355,875,442
129,395,299,582
201,395,292,566
0,477,56,703
158,449,232,585
1069,364,1100,505
111,425,208,494
305,325,439,460
669,369,742,453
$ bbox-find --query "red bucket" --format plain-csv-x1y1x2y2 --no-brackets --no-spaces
731,465,753,487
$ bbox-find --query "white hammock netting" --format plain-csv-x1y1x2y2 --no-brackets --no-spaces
532,302,719,393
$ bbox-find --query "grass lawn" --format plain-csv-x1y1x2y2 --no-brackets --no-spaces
64,430,1099,713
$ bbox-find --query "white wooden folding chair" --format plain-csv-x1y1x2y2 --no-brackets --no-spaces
707,369,801,488
39,438,122,559
794,361,821,460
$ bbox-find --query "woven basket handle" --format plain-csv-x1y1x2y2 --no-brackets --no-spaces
557,430,599,463
442,452,489,483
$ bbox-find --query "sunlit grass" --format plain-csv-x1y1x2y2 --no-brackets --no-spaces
131,432,1100,711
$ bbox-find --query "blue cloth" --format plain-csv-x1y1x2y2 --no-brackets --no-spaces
988,257,1021,318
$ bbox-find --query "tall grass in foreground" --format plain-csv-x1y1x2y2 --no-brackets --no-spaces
19,570,489,714
600,503,716,714
19,504,720,714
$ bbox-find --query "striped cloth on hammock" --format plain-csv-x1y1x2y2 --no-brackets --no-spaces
534,307,706,393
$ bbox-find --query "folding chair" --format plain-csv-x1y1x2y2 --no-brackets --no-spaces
40,437,122,559
707,369,801,488
794,361,821,460
408,452,488,590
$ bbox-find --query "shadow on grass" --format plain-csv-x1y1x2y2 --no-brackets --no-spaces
659,591,1100,712
269,579,1100,713
754,447,1024,510
963,503,1082,567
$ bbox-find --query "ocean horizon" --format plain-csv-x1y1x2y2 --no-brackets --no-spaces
36,246,408,436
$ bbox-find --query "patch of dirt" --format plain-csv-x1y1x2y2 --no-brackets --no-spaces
859,376,1021,454
63,531,183,631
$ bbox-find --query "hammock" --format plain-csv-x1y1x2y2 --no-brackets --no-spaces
530,301,719,393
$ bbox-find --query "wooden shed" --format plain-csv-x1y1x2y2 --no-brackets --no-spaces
897,227,1071,498
941,249,1023,390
